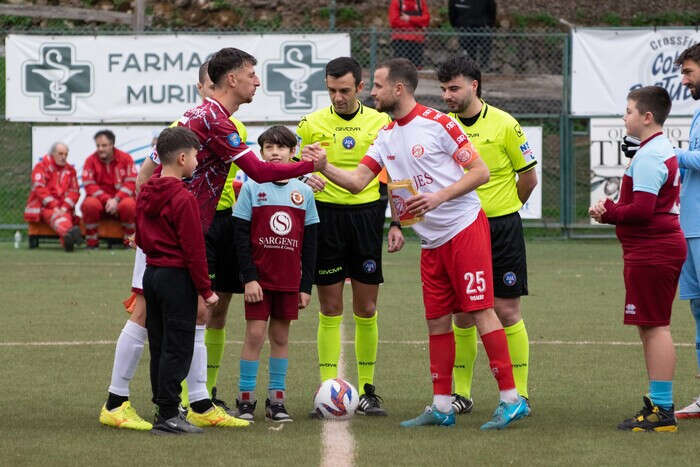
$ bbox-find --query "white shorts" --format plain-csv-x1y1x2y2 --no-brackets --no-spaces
131,247,147,293
680,237,700,300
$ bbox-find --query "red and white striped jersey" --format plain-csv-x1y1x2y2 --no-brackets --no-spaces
361,103,482,248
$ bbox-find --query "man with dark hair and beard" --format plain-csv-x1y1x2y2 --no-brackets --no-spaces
672,43,700,420
437,56,537,415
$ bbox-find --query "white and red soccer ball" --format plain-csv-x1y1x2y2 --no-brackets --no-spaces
313,378,359,420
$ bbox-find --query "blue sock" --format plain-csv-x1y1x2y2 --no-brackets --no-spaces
649,380,673,410
691,299,700,371
268,357,288,391
239,360,259,392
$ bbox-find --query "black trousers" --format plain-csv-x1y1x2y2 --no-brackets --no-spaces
143,266,197,417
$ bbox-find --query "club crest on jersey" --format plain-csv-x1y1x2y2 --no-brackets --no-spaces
454,145,473,164
503,271,517,286
342,136,356,150
227,132,241,148
362,260,377,274
269,211,292,236
290,190,304,206
411,144,425,158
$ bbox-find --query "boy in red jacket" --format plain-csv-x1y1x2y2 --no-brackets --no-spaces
136,126,226,435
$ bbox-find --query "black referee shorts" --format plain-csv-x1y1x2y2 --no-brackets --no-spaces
205,208,243,294
315,200,384,286
489,211,528,298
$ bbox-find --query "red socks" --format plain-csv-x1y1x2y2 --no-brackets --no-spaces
481,329,516,391
429,332,455,395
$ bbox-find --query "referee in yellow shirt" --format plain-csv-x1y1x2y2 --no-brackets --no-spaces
296,57,402,416
437,56,538,414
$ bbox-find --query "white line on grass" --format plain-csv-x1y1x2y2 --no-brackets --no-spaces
320,325,354,467
0,339,696,348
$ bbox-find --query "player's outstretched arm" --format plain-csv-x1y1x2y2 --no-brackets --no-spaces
306,142,375,194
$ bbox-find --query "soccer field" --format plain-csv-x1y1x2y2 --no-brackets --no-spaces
2,238,700,466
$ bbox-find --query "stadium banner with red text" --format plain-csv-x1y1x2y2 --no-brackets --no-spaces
33,124,543,219
571,28,699,116
8,33,351,122
589,118,691,222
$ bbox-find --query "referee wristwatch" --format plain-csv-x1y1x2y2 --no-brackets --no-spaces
389,221,402,230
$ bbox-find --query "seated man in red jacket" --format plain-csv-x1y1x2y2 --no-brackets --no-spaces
24,142,83,251
81,130,137,248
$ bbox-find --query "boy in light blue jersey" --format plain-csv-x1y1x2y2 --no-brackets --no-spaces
232,126,319,422
672,43,700,419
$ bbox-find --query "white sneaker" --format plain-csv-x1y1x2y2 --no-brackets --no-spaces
675,396,700,419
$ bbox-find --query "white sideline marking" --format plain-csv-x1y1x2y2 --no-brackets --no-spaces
320,326,354,467
0,339,695,348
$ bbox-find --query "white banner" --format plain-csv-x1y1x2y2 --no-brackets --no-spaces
572,28,699,116
589,118,692,217
519,126,542,219
9,34,350,122
31,124,279,214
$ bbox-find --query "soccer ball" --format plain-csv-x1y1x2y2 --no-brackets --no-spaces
313,378,359,420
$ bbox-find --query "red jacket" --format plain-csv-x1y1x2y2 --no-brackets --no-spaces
82,148,137,204
135,176,213,300
24,155,79,222
389,0,430,43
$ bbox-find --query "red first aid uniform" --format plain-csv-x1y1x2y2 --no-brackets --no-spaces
81,148,137,246
24,155,80,237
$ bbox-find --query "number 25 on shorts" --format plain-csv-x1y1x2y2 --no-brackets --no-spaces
465,271,486,300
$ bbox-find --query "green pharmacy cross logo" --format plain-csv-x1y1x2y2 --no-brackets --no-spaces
264,43,328,112
23,44,92,114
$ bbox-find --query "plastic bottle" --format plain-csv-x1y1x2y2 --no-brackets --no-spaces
14,230,21,249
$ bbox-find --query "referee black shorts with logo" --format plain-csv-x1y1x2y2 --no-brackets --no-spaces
205,208,243,294
489,211,528,298
315,200,384,286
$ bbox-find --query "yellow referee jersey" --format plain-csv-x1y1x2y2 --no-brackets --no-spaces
450,101,536,217
296,102,391,205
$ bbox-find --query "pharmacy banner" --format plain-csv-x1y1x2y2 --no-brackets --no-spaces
589,118,692,216
572,28,699,116
8,33,350,122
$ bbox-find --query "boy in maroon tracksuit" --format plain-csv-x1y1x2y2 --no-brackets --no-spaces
135,127,220,435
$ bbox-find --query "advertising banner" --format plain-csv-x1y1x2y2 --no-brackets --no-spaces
9,34,350,122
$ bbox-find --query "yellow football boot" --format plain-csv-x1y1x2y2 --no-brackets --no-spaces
99,401,152,430
186,404,250,428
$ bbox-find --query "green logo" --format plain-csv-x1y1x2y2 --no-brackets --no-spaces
264,42,328,113
23,44,93,114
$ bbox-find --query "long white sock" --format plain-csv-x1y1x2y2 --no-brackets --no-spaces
108,320,147,396
499,388,519,404
433,395,452,413
187,325,209,403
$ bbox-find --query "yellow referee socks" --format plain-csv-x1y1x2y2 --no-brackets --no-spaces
504,319,529,399
354,313,378,395
317,313,342,382
453,324,477,399
205,328,226,395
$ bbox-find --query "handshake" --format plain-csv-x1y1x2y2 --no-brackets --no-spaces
301,143,328,172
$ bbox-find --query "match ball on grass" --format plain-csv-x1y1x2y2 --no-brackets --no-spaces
313,378,359,420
